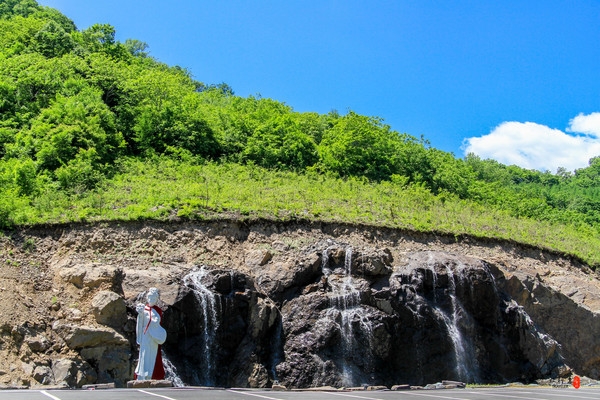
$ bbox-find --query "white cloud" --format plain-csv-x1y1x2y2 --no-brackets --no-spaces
568,112,600,138
463,115,600,172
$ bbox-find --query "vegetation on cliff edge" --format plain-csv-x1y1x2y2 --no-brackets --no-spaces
1,0,600,266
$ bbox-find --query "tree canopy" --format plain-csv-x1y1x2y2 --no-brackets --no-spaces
1,0,600,246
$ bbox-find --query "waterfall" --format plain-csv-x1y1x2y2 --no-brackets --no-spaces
323,246,374,386
321,247,332,275
427,253,438,303
331,247,360,310
183,267,220,386
426,257,479,383
446,266,470,381
432,300,474,382
162,354,185,387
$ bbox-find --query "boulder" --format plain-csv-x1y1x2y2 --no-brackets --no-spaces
59,265,121,289
79,346,130,386
67,308,83,321
51,358,96,388
52,322,128,349
424,383,446,390
91,291,127,328
82,383,115,389
248,297,277,339
58,266,86,288
256,253,321,299
442,380,466,388
21,362,34,376
353,248,393,276
126,380,173,388
245,249,272,267
32,366,52,385
192,268,247,294
248,363,269,388
51,322,129,386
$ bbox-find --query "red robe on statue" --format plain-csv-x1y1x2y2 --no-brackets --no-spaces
150,305,165,380
135,304,166,380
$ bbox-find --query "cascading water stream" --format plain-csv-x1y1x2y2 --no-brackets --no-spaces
426,257,479,383
446,266,473,381
183,267,220,386
163,354,185,387
337,247,357,386
322,246,375,386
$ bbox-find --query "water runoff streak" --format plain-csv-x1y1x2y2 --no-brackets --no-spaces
183,267,220,386
163,354,184,387
427,257,479,382
324,247,374,386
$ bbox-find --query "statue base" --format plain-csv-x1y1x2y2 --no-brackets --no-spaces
127,379,173,388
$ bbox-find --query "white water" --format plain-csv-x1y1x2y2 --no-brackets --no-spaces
426,258,479,383
512,300,561,368
330,248,360,310
162,354,185,387
183,267,221,386
427,253,438,303
432,298,475,382
322,247,331,274
322,246,375,386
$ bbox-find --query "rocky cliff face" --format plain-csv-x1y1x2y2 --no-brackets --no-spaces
0,220,598,388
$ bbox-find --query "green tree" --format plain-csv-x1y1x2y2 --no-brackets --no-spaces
124,39,149,57
10,86,126,175
74,23,127,59
134,96,219,158
196,82,235,96
316,111,401,180
0,0,40,19
13,157,37,195
242,113,317,170
33,20,74,57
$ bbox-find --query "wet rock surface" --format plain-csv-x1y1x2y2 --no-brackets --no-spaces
0,220,598,388
162,245,574,388
272,249,570,388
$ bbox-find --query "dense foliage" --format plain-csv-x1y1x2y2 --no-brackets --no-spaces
1,1,599,266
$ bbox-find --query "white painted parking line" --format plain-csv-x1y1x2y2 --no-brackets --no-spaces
487,389,600,400
138,389,178,400
227,389,286,400
40,391,63,400
462,390,556,400
325,391,385,400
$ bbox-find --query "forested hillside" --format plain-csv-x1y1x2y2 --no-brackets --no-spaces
1,0,600,265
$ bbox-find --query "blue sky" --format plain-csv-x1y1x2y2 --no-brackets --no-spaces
38,0,600,172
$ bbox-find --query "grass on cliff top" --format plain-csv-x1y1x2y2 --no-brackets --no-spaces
8,157,600,267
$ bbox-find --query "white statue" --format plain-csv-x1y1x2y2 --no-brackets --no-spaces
135,287,167,380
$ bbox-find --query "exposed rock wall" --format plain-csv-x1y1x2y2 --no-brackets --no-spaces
497,270,600,378
0,219,598,388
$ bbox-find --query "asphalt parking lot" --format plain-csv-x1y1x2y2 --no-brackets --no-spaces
0,386,599,400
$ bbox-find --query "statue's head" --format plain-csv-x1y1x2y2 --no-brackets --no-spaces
147,287,160,306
